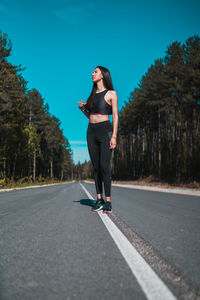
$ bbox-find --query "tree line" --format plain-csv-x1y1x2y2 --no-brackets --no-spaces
112,35,200,182
1,30,199,184
0,30,73,185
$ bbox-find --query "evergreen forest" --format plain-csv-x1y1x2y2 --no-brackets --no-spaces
0,30,73,186
1,30,200,185
112,35,200,183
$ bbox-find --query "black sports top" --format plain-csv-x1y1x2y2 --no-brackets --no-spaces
85,90,112,115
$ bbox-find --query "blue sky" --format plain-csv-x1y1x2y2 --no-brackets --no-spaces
1,0,200,163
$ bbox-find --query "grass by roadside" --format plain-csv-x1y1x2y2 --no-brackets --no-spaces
112,177,200,190
86,176,200,191
0,179,73,190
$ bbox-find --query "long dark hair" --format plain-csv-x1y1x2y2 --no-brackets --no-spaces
86,66,114,109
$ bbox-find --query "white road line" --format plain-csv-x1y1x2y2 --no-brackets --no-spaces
80,183,177,300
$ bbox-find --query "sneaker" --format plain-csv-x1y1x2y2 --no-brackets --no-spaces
91,198,104,212
103,201,112,213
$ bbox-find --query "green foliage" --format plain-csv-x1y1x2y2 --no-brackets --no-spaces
0,178,6,187
23,125,41,153
72,160,92,180
37,174,45,182
0,30,12,62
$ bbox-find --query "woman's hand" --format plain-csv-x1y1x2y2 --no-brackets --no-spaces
109,136,117,150
78,100,86,109
78,100,90,119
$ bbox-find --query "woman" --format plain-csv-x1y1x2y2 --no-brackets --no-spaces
78,66,118,213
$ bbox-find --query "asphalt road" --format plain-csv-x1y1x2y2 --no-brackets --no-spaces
0,181,200,300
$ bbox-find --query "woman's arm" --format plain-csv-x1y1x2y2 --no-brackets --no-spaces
78,101,90,119
109,91,118,150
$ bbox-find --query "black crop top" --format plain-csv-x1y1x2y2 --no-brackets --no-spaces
85,90,112,115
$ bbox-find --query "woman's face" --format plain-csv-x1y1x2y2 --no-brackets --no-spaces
92,68,103,83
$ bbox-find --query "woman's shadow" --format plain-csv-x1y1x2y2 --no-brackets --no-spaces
73,198,94,208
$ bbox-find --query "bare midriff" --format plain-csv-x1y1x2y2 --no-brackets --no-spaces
89,113,109,124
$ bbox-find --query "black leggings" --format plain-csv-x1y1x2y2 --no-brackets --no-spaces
87,120,113,197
